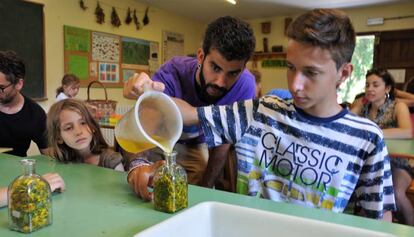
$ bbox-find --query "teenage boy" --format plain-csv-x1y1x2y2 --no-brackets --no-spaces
129,9,396,221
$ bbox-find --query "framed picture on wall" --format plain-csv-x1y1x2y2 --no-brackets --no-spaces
162,31,184,63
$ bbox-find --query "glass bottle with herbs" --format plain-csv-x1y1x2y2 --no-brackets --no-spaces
8,159,52,233
153,151,188,213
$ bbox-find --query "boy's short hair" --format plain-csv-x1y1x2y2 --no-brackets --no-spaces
0,50,25,84
202,16,255,62
286,9,356,70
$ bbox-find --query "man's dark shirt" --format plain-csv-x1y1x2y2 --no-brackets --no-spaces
0,95,47,156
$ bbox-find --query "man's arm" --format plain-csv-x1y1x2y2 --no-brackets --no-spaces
396,89,414,100
172,98,199,126
199,144,231,188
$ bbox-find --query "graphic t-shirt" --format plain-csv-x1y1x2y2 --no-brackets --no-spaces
197,95,396,219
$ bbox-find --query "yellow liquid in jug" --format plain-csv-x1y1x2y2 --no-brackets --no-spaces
116,136,173,154
116,138,156,153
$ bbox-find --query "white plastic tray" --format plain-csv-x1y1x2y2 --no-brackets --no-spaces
135,201,395,237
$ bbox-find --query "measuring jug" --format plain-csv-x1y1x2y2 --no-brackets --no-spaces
114,90,183,154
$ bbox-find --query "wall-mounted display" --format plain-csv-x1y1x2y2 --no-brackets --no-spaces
64,25,159,87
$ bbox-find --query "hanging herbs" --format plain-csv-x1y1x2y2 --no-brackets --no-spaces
95,2,105,24
125,7,132,25
79,0,88,10
143,7,149,26
133,9,141,30
111,7,121,27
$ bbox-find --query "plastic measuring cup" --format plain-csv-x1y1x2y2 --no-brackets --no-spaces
114,90,183,154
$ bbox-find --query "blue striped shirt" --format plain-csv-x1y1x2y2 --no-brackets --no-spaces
197,95,396,219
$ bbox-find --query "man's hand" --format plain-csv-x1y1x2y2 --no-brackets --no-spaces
42,173,65,193
123,72,165,99
127,160,164,201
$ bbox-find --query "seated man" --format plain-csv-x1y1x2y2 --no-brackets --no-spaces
0,51,48,156
124,16,256,188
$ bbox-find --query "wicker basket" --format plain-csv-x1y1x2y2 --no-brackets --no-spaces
85,81,117,122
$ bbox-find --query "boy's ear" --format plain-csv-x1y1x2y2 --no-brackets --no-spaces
337,63,353,87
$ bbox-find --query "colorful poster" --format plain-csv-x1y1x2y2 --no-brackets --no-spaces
121,37,150,65
64,26,90,52
68,54,89,80
99,62,119,83
92,32,120,62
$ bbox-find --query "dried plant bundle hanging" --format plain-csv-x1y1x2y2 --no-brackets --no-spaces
111,7,121,27
79,0,88,10
133,9,141,30
95,2,105,24
125,7,132,25
143,7,149,26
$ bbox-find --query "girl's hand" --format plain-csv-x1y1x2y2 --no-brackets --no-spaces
42,173,66,193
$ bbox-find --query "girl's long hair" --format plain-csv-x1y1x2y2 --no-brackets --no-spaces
56,74,80,97
47,99,108,163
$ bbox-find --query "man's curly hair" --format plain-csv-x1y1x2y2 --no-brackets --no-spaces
0,50,25,84
202,16,255,62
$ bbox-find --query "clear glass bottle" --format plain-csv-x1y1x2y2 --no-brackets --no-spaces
8,159,52,233
153,151,188,213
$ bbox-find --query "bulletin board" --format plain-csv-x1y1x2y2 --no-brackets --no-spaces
64,25,159,87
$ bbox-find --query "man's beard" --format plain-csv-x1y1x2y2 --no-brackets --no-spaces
197,63,228,104
0,91,16,105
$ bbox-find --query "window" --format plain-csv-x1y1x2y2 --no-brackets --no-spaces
338,35,375,103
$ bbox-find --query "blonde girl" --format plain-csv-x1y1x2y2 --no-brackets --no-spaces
56,74,80,101
47,99,124,171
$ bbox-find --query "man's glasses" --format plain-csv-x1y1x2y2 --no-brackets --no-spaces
0,83,13,93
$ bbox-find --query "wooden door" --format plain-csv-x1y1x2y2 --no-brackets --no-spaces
374,29,414,89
